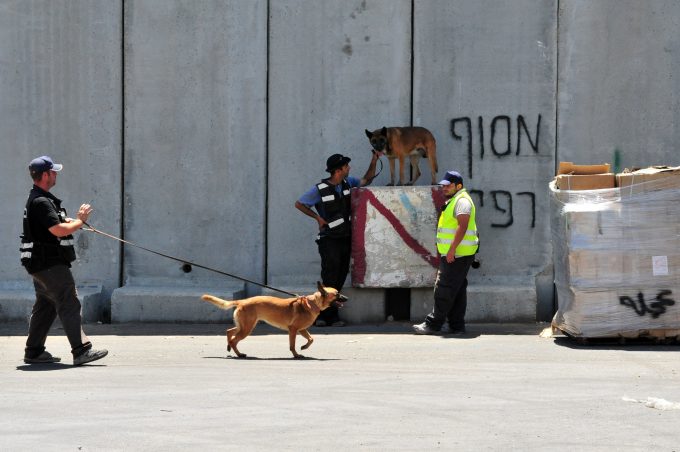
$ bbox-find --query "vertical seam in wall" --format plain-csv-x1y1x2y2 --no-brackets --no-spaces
119,0,126,288
264,0,270,287
554,0,560,173
410,0,415,127
409,0,415,183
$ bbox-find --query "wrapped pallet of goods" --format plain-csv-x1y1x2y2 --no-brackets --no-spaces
550,164,680,340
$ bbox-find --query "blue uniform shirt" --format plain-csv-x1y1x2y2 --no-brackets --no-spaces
297,176,361,208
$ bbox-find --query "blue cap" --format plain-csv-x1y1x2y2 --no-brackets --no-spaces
438,170,463,186
29,156,63,175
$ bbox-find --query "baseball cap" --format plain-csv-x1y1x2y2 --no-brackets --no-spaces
325,153,351,172
438,170,463,186
29,156,63,175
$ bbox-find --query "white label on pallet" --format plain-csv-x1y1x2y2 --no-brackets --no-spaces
652,256,669,276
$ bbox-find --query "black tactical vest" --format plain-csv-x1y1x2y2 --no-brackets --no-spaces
315,179,352,238
20,190,77,274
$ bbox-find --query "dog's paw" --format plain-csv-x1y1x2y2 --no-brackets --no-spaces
236,353,247,358
293,354,306,359
405,181,414,186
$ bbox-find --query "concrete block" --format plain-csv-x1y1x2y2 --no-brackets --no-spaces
0,289,34,323
0,284,104,323
340,288,386,324
261,286,385,325
411,283,536,323
111,284,244,323
351,186,446,288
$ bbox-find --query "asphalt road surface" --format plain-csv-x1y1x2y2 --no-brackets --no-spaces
2,322,679,451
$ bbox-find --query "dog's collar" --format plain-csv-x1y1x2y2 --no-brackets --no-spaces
301,296,320,315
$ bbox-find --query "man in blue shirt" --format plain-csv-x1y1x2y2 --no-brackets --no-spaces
295,152,381,326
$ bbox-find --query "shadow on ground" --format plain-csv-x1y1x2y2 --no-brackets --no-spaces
1,321,548,337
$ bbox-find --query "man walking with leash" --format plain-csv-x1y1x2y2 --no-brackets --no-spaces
20,156,108,365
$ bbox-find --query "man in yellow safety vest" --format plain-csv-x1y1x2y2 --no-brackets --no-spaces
413,170,478,335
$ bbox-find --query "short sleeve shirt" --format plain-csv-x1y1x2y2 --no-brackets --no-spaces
27,187,62,244
454,197,472,217
297,176,361,207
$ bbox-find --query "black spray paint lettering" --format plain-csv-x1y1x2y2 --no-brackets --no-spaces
450,114,542,178
469,190,535,229
619,290,675,319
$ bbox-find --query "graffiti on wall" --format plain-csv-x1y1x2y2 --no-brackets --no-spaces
450,114,542,229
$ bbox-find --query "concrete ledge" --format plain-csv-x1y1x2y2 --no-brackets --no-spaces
262,286,386,325
0,284,104,323
411,284,537,322
111,284,245,323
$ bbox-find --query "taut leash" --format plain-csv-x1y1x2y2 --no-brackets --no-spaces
82,222,299,298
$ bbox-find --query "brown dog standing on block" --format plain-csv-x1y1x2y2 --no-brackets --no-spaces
365,126,438,186
200,282,347,359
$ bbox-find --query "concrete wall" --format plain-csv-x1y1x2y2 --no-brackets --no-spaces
0,0,122,298
3,0,680,322
268,0,412,286
414,0,557,319
122,0,266,289
558,0,680,169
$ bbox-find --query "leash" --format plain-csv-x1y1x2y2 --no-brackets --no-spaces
82,222,300,298
365,150,384,185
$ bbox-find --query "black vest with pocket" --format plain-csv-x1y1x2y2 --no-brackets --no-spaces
315,179,352,238
20,190,77,274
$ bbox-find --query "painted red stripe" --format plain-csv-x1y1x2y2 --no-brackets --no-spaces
363,190,439,268
351,192,368,285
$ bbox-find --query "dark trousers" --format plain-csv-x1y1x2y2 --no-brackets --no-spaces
25,265,91,358
426,255,474,330
316,235,351,323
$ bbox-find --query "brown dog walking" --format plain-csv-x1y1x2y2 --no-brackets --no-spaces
201,282,347,358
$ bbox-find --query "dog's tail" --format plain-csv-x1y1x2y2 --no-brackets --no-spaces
201,294,238,311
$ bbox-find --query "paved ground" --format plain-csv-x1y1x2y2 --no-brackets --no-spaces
1,321,680,451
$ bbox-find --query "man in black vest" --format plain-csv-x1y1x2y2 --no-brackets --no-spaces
21,156,108,366
295,152,381,326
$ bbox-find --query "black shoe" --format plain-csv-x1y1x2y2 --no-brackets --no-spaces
412,322,440,335
73,349,108,366
24,351,61,364
442,325,466,335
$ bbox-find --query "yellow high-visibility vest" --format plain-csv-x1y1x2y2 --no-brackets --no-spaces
436,189,479,257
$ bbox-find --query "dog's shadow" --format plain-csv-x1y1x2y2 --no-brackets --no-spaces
203,356,340,361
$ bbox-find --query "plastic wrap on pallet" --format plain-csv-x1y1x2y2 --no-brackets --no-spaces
549,174,680,338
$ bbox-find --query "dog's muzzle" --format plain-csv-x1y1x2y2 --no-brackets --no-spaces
334,294,348,307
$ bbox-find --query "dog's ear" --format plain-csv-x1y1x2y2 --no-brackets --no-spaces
365,129,372,138
317,281,327,297
381,126,387,135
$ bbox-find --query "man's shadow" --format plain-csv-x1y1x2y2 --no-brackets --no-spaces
16,363,106,371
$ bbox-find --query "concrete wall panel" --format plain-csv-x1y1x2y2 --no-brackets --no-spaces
268,0,412,286
414,0,557,312
0,0,122,296
123,0,267,287
558,0,680,169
